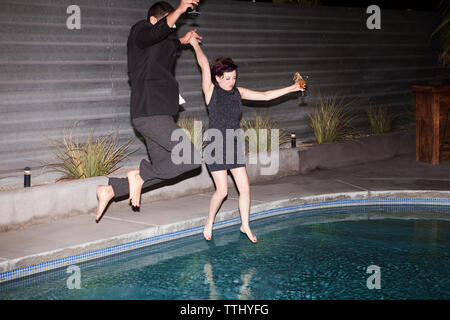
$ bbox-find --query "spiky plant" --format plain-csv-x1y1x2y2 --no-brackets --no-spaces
241,113,291,153
431,1,449,66
42,128,135,180
366,105,396,134
176,114,206,151
308,94,355,144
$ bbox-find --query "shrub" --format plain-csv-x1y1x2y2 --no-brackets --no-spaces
176,114,206,151
42,128,135,180
241,113,291,153
308,94,355,144
366,105,396,134
431,1,449,66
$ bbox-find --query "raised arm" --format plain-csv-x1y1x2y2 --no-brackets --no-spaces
167,0,199,27
190,36,214,104
237,83,303,101
135,0,199,49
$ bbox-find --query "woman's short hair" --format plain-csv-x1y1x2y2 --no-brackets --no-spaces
147,1,175,20
210,57,238,84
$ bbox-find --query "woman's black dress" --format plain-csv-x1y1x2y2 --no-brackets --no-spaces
204,85,246,172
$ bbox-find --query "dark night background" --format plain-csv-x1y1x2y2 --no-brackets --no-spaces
235,0,444,11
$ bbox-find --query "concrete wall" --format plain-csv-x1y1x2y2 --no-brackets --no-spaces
0,0,447,175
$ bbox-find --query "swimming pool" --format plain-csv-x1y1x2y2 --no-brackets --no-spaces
1,198,449,300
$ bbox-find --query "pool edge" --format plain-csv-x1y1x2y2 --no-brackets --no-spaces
1,189,449,283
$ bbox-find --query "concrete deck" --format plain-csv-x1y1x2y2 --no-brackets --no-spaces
0,153,449,277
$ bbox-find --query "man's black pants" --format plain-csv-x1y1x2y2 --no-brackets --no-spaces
108,115,202,199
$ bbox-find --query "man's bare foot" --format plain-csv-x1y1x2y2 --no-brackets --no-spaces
127,169,144,207
240,225,258,243
203,218,214,241
96,185,114,223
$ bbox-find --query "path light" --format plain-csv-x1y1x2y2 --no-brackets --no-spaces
24,167,31,187
291,132,296,148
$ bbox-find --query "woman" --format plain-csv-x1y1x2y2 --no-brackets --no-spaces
190,34,303,243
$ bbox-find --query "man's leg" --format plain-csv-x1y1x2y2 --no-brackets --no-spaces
97,115,201,220
127,136,176,207
107,137,168,200
135,115,201,181
108,115,201,202
128,115,202,206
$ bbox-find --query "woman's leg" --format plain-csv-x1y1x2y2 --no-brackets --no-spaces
204,169,228,240
230,166,257,243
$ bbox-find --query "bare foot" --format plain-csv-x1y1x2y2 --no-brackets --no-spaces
127,169,144,207
203,218,214,241
240,225,258,243
96,185,114,223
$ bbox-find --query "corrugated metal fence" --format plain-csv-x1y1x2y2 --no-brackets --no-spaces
0,0,447,174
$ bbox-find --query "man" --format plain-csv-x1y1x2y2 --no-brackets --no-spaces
96,0,202,222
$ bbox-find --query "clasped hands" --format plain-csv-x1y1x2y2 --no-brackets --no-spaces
179,29,202,45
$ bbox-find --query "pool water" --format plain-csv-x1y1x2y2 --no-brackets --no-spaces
1,206,449,300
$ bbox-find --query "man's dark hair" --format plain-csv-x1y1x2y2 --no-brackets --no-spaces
147,1,175,20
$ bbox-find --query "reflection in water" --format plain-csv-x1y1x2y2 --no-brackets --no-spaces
412,220,442,257
238,267,256,300
203,262,219,300
203,262,256,300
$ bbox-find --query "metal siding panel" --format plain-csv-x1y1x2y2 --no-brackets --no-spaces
0,0,447,171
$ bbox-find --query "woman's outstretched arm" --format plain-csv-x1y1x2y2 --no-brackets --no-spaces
190,35,214,104
238,84,303,101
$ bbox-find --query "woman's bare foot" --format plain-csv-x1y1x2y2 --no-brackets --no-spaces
240,225,258,243
96,185,114,223
203,218,214,241
127,169,144,207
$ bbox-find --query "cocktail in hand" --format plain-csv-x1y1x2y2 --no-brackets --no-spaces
293,72,308,96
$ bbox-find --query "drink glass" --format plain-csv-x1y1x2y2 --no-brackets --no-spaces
189,4,200,16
